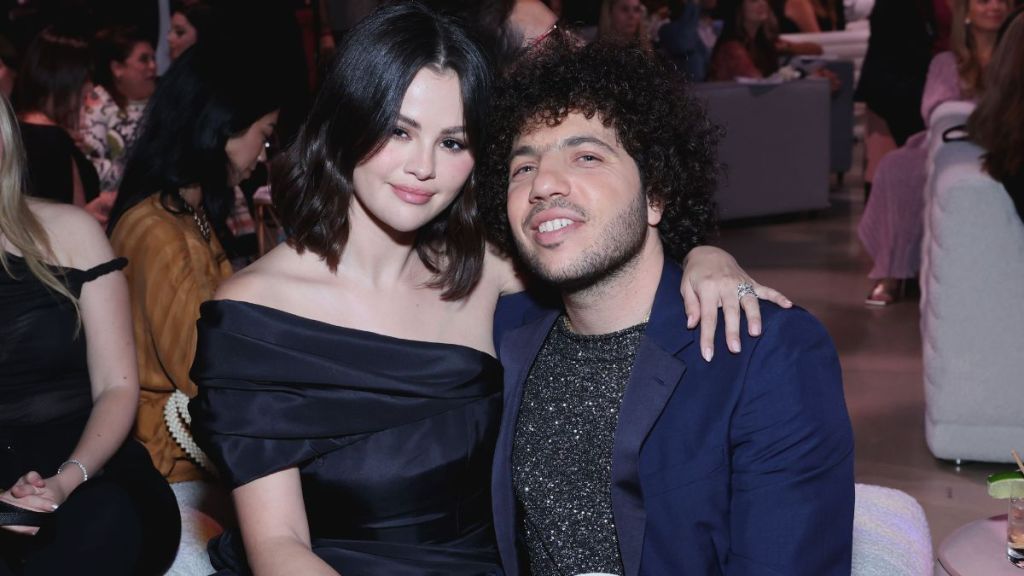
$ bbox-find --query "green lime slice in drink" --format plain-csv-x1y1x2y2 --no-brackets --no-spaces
988,471,1024,498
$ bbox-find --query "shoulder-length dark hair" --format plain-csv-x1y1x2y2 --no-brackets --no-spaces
714,0,780,76
969,7,1024,183
108,43,284,240
92,25,149,109
172,0,214,36
14,28,91,131
274,1,492,300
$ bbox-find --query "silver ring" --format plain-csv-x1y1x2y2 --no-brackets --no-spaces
737,281,757,300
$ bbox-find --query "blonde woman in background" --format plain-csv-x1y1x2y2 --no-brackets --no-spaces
0,94,179,575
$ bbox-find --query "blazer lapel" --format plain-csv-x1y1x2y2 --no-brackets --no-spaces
493,311,561,576
612,260,694,576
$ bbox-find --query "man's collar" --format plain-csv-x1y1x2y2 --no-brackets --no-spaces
643,257,697,355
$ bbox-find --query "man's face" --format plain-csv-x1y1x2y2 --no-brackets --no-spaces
505,112,660,292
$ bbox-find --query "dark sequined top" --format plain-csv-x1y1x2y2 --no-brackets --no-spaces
512,316,646,576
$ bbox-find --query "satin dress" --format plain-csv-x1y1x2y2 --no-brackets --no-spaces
190,300,503,575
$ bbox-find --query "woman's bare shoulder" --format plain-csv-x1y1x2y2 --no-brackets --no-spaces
27,199,114,270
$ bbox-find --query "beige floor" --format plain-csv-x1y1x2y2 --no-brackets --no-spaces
715,167,1010,554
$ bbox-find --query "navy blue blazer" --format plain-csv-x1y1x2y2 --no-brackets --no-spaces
492,259,855,576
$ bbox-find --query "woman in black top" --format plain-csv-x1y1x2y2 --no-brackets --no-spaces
0,90,179,574
13,29,100,210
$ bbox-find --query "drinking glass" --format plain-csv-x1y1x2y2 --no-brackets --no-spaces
1008,496,1024,567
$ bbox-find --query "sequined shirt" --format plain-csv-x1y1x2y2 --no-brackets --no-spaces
512,316,646,576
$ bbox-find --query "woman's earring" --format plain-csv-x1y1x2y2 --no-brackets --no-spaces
965,17,971,25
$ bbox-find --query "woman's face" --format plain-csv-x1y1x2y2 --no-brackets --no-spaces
742,0,770,27
350,67,474,235
112,42,156,101
610,0,644,37
968,0,1009,34
168,12,198,60
225,110,279,186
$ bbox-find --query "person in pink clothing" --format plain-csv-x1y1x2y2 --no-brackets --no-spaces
858,0,1010,305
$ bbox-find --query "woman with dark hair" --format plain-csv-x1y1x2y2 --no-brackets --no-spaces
0,92,179,574
189,3,789,574
708,0,822,80
859,0,1010,305
107,37,283,491
168,0,213,61
968,6,1024,223
13,29,99,210
80,25,156,219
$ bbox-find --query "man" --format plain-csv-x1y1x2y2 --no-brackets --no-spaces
478,37,855,576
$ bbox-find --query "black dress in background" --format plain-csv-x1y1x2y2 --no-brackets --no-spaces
0,254,179,576
18,122,99,205
190,300,504,576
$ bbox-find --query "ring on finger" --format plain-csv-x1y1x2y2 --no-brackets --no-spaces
737,281,757,300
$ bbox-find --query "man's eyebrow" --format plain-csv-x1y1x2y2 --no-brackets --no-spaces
563,135,616,153
397,114,464,136
510,135,617,160
510,144,539,158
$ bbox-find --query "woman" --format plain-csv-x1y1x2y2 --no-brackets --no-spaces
189,4,788,574
13,29,99,210
769,0,843,33
107,41,283,487
859,0,1009,305
968,6,1024,223
709,0,822,80
80,26,157,222
0,94,179,574
168,0,213,61
599,0,651,47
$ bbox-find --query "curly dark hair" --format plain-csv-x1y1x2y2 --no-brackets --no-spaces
477,35,720,262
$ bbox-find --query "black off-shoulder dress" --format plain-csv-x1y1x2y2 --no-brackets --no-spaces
190,299,504,576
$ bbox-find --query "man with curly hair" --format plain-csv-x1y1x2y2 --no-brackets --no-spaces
481,36,854,576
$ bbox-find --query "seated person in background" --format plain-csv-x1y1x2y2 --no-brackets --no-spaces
599,0,652,48
479,36,855,576
0,94,179,575
13,29,100,212
0,36,17,98
770,0,844,32
168,0,213,61
968,5,1024,223
709,0,822,80
106,39,283,486
858,0,1009,305
80,26,157,225
659,0,720,80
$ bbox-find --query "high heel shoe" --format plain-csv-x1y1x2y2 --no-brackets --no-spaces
864,279,904,306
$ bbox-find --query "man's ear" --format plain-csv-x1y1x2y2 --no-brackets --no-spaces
647,196,664,227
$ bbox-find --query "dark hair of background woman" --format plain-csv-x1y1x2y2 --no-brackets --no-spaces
968,6,1024,183
172,0,214,38
13,28,92,131
713,0,780,76
273,1,493,300
107,41,284,244
91,25,148,108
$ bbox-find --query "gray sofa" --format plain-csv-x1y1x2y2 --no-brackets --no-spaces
920,103,1024,464
694,77,831,221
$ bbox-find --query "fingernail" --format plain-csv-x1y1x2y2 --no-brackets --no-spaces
729,339,740,353
686,315,695,327
751,325,761,336
784,299,793,307
50,504,58,511
703,347,713,362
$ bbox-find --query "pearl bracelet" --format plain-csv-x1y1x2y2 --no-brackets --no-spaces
57,459,88,482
